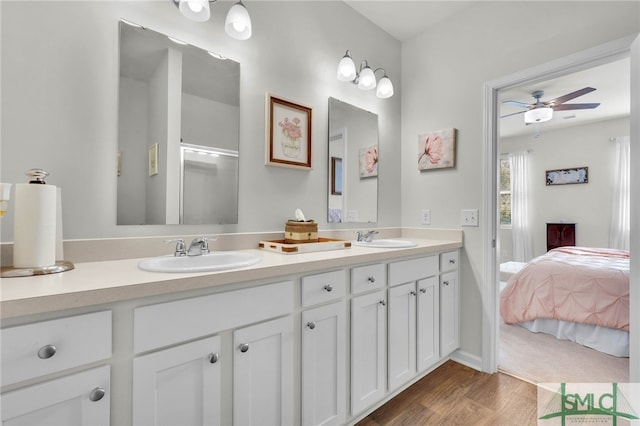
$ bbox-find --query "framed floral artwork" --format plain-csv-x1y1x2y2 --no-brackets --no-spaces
266,94,312,169
359,145,378,178
418,128,457,171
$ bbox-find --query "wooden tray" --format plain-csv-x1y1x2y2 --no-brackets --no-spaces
258,238,351,254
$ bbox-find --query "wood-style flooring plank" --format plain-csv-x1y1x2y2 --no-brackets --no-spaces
357,360,537,426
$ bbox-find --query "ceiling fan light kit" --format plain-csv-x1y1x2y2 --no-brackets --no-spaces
502,87,600,126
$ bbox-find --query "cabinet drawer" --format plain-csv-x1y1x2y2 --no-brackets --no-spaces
351,263,386,294
440,250,459,272
134,281,293,354
388,256,438,286
1,311,112,386
302,270,346,307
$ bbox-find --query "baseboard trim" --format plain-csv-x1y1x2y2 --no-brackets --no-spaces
450,349,483,371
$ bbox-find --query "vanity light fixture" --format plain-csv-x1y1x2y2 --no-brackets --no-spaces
171,0,252,40
336,50,394,99
524,107,553,124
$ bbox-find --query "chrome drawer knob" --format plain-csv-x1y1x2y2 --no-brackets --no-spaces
410,290,417,296
323,284,333,292
449,259,456,264
37,344,57,359
443,281,450,286
420,288,427,294
379,300,386,306
307,322,316,330
89,387,106,402
367,276,376,283
239,343,249,353
209,353,219,364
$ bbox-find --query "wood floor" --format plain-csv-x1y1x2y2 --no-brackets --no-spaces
357,360,538,426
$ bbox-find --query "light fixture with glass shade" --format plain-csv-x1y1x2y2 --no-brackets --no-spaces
524,107,553,124
336,50,394,99
172,0,252,40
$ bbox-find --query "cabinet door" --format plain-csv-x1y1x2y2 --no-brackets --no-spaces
233,316,293,426
351,290,387,415
301,302,346,426
440,271,460,357
417,276,439,372
133,336,221,426
0,366,110,426
387,282,416,391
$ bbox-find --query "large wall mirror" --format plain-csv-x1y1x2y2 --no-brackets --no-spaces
328,98,378,223
117,21,240,225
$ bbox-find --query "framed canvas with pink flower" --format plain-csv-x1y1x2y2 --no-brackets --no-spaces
418,128,456,171
266,94,312,170
359,145,378,178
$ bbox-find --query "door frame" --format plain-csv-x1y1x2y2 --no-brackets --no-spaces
481,34,640,379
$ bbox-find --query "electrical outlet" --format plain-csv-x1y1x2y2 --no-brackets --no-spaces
461,209,478,226
347,210,358,222
421,209,431,225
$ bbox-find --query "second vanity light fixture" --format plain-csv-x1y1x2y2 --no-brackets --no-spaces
172,0,252,40
337,50,394,99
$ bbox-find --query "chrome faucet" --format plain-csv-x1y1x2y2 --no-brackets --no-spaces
164,238,187,256
356,230,379,242
187,236,212,256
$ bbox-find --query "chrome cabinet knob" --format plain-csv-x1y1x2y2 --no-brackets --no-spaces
323,284,333,292
89,387,105,402
209,353,219,364
307,322,316,330
449,259,456,264
443,281,450,286
379,300,386,306
239,343,249,353
367,276,376,283
420,288,427,294
410,290,417,296
37,344,57,359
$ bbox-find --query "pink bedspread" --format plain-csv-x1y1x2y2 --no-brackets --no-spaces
500,247,630,331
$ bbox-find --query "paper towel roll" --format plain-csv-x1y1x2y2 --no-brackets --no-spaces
56,187,64,261
13,183,57,268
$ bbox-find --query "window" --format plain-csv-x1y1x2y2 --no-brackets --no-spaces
500,157,511,226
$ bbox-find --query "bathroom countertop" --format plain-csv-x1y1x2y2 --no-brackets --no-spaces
0,237,462,319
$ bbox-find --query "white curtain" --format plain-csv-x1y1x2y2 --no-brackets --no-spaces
510,151,533,262
610,136,630,250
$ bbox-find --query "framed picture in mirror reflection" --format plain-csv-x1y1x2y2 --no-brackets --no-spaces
331,157,342,195
266,94,312,170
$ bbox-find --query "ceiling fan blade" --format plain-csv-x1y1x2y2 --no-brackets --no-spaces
500,110,526,119
502,100,531,108
546,87,596,106
553,102,601,111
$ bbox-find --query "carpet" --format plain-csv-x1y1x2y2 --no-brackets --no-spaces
498,321,629,384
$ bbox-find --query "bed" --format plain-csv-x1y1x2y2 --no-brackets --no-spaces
500,246,630,357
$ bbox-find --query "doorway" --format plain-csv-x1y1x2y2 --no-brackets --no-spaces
481,34,640,380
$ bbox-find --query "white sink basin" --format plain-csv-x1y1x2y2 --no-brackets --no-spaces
352,239,418,248
138,251,262,273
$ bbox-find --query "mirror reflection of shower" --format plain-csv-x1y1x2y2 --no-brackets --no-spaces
180,144,239,224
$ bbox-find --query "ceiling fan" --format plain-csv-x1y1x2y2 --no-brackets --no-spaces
501,87,600,124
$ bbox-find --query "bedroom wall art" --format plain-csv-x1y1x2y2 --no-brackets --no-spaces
418,128,457,171
265,93,312,170
545,166,589,185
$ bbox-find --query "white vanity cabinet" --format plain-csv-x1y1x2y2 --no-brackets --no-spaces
300,270,347,426
0,311,112,426
132,281,294,426
350,263,388,416
387,256,439,391
439,250,460,357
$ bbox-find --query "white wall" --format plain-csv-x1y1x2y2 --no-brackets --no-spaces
500,116,630,261
401,2,639,359
0,1,401,240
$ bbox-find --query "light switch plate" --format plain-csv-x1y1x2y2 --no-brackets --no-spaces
461,209,478,226
347,210,358,222
421,209,431,225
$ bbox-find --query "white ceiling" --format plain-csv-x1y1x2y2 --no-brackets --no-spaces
344,1,631,138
